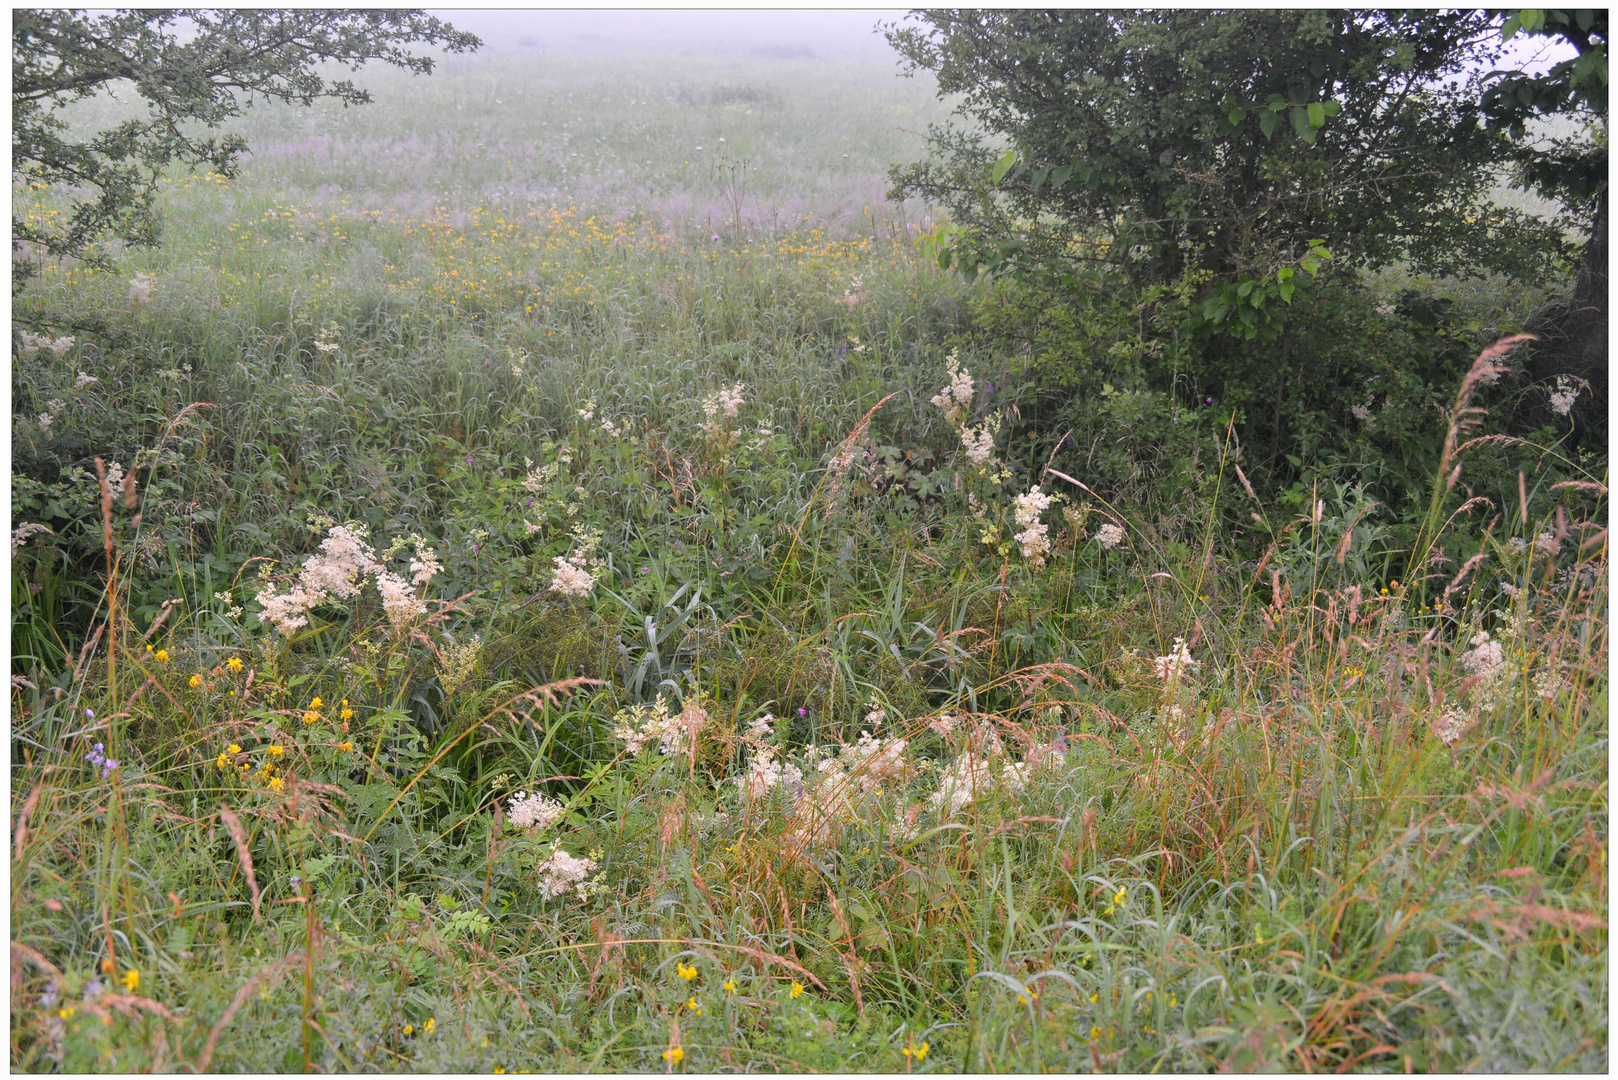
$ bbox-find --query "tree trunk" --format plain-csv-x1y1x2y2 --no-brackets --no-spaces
1565,185,1607,405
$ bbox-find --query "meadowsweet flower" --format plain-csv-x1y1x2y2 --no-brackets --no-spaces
1548,375,1581,416
1458,631,1505,681
127,273,153,307
1350,402,1374,422
11,522,52,555
736,748,803,801
930,351,975,428
613,695,706,757
1152,638,1198,680
1097,523,1126,550
1533,530,1561,558
960,425,995,467
535,843,599,898
549,554,596,598
1434,704,1472,746
1013,485,1054,566
74,371,98,390
376,571,425,629
506,790,565,831
408,540,443,587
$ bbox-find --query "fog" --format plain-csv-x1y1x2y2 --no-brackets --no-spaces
424,9,914,63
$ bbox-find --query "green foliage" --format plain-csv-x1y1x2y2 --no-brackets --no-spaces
11,9,479,286
886,10,1565,294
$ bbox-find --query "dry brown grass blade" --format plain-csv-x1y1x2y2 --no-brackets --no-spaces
193,951,302,1072
14,786,42,861
217,805,261,923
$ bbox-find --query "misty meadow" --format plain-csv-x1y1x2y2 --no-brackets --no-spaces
10,9,1607,1073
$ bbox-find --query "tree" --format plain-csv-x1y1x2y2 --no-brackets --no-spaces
886,10,1562,341
12,9,480,287
1482,9,1607,410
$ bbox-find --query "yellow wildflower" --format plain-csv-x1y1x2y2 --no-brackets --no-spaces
266,744,284,758
268,776,285,793
685,996,701,1015
227,657,243,673
302,710,320,725
789,982,805,999
722,978,737,994
215,752,230,769
403,1023,414,1036
340,705,354,721
902,1041,929,1061
188,674,202,689
122,968,139,993
663,1046,684,1066
424,1017,436,1034
155,649,170,663
676,960,698,981
338,741,354,752
309,696,323,710
227,744,241,755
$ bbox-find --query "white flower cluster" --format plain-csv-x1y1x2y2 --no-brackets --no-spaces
128,273,154,307
961,426,996,467
507,790,566,831
535,843,600,899
1097,522,1127,550
613,696,708,757
1153,637,1199,681
736,748,803,801
12,521,53,556
1457,631,1505,682
930,351,997,470
929,353,975,428
1534,530,1561,558
1548,375,1581,417
254,524,440,637
1434,705,1472,746
926,750,1028,821
1350,402,1374,423
18,332,76,361
1013,486,1054,566
75,371,98,390
549,554,596,598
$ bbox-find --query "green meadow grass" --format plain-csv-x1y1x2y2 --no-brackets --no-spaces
10,49,1608,1073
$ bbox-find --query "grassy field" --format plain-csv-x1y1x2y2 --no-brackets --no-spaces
9,42,1609,1073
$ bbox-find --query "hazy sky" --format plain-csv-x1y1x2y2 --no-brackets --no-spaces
424,9,914,60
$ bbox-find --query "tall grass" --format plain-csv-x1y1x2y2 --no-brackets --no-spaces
11,46,1607,1073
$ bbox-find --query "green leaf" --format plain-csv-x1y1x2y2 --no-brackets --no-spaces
1228,108,1244,126
1501,13,1522,41
1307,102,1326,128
991,149,1017,185
1050,164,1071,187
1259,110,1280,139
1520,9,1545,33
1290,106,1316,142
